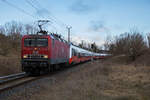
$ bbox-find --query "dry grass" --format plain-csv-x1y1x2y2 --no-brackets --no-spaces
1,56,150,100
0,54,21,76
31,57,150,100
102,57,150,100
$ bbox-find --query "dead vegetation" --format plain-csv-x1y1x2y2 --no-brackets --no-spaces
0,56,150,100
0,55,21,76
19,57,150,100
101,56,150,100
0,21,38,76
104,29,149,62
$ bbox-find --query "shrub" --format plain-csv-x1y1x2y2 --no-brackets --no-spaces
105,32,147,61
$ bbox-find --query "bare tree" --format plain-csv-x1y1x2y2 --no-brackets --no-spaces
104,30,147,61
104,35,113,51
0,21,38,56
24,24,38,35
0,32,10,55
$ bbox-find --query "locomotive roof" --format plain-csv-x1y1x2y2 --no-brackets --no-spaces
23,34,49,38
23,34,69,44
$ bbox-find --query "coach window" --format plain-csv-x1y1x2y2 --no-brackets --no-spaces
74,50,77,56
72,48,77,56
72,48,74,56
78,53,81,58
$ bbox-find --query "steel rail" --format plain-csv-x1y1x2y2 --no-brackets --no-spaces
0,72,26,79
0,77,37,93
0,72,27,84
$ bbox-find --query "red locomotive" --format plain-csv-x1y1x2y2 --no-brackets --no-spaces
21,33,70,74
21,33,109,74
21,20,108,74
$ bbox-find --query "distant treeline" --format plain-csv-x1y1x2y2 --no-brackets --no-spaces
104,29,150,61
0,21,103,56
0,21,38,56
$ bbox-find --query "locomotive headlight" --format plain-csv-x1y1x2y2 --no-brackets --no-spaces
43,55,48,58
23,55,28,58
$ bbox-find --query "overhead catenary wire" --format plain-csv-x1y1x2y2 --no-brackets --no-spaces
26,0,68,28
25,0,61,29
31,1,72,40
30,0,42,10
1,0,72,41
0,0,37,19
25,0,39,11
47,23,58,32
25,0,69,35
25,0,54,23
35,0,68,27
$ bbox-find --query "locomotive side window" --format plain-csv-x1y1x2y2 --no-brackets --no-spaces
24,38,48,47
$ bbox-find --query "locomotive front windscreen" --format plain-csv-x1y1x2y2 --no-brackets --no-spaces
24,38,48,47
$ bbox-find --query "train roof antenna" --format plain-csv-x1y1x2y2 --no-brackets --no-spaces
37,20,50,35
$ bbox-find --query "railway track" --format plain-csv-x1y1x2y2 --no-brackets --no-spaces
0,72,34,92
0,71,60,93
0,72,27,84
0,63,87,93
0,71,56,93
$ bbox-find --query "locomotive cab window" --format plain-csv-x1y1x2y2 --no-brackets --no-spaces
36,39,48,47
24,38,48,47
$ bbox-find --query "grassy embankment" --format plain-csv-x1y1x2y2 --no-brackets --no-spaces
29,55,150,100
0,53,21,76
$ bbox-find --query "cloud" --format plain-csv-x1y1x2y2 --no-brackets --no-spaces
69,20,110,46
71,34,104,46
90,20,104,31
70,0,99,14
89,20,110,33
36,8,49,17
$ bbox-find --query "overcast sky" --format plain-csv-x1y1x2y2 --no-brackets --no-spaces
0,0,150,46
